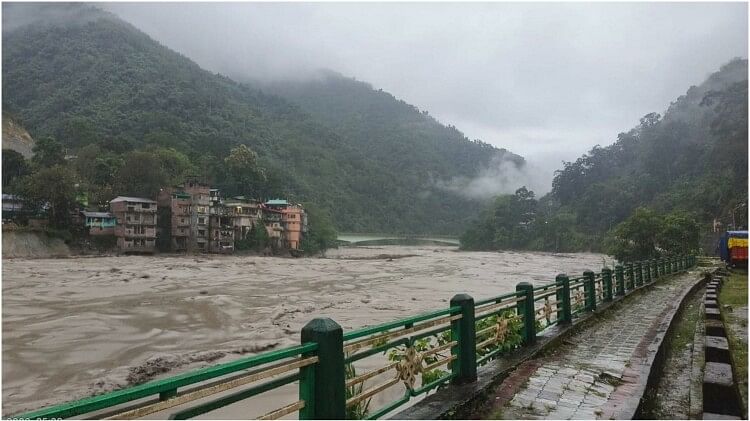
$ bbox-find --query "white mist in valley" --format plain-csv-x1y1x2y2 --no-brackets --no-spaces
436,154,555,200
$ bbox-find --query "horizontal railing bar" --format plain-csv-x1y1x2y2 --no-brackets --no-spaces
532,281,558,291
110,356,318,419
422,341,457,358
476,336,499,350
365,395,410,420
346,377,401,407
475,303,521,320
423,355,456,373
534,289,559,300
344,315,461,354
343,307,460,342
534,285,562,297
168,373,300,420
409,372,454,396
14,343,317,419
474,291,524,306
475,296,524,315
346,363,398,388
345,338,409,364
475,325,496,338
410,324,453,342
475,305,517,322
257,400,305,420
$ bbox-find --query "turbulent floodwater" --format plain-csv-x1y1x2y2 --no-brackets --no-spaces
2,246,608,417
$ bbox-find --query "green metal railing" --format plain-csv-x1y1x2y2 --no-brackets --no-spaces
13,255,696,420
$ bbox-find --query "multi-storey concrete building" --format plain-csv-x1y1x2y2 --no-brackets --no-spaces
281,205,305,250
110,196,157,253
80,211,117,236
263,199,307,251
157,190,192,252
208,189,234,254
182,180,210,253
224,196,262,242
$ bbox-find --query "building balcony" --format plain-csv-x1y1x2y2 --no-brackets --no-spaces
125,207,157,214
121,232,156,238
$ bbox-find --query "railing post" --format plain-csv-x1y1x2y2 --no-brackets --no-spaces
615,265,625,296
644,260,652,284
653,259,660,279
635,262,643,287
660,258,666,276
626,263,635,291
300,318,345,419
556,274,572,324
583,270,596,311
450,294,476,385
602,267,613,302
516,282,536,345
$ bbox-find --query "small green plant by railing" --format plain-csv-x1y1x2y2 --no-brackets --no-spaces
13,255,696,420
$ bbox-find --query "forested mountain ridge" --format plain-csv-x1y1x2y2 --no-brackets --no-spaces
2,3,521,235
262,71,523,183
462,58,748,253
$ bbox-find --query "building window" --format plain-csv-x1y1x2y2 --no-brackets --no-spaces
142,203,150,209
198,217,206,224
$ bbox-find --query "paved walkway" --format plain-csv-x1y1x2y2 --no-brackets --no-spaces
485,272,701,420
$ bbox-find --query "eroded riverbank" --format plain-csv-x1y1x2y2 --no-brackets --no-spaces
2,246,608,416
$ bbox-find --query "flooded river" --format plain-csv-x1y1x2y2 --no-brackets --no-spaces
2,246,608,417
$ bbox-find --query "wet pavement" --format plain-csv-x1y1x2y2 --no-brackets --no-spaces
485,271,702,420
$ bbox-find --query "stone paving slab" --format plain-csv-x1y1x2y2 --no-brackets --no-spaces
487,273,702,420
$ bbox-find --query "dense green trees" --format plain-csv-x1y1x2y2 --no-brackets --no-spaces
605,208,701,261
460,187,592,252
31,137,65,168
235,223,271,252
462,59,748,255
2,4,517,235
300,204,338,256
18,165,78,228
2,149,29,190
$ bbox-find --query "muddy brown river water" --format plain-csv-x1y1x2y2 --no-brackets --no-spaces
2,246,608,417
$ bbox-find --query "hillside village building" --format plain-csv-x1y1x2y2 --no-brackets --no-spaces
208,189,234,254
110,196,157,253
80,211,116,236
265,199,307,250
224,196,262,242
4,178,309,255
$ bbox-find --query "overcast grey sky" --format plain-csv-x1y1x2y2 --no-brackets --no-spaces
103,2,747,170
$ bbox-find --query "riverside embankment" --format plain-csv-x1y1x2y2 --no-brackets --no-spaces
2,246,607,416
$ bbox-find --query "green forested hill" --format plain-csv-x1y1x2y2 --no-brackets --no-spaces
462,58,748,253
2,4,520,235
262,71,521,183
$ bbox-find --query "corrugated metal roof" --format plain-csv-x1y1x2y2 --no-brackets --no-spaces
110,196,157,204
81,211,115,218
265,199,288,206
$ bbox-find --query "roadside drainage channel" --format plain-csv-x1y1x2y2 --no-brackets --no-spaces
702,273,744,419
